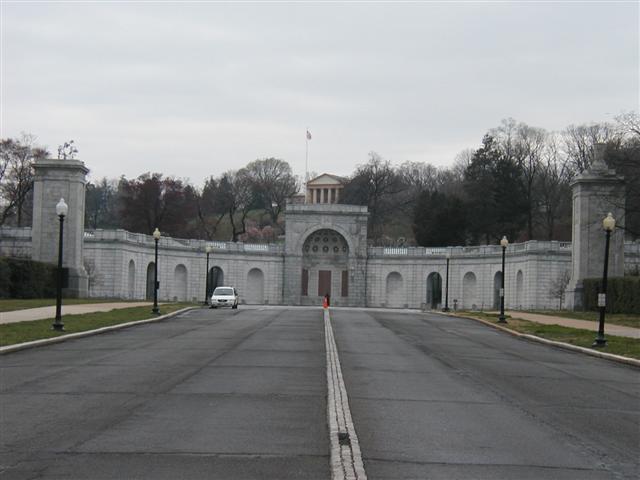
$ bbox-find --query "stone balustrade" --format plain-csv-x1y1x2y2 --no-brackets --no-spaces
82,229,285,254
368,240,574,258
3,227,636,261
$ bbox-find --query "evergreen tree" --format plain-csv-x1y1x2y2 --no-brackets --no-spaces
463,135,527,244
413,190,467,247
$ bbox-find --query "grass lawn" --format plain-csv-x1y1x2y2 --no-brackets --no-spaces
0,298,148,313
525,310,640,329
458,311,640,360
0,303,195,347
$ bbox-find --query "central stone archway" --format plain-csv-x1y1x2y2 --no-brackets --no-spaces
283,203,368,306
300,228,349,305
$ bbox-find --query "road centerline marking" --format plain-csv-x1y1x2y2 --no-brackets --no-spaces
324,308,367,480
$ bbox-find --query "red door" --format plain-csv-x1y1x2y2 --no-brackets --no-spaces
341,270,348,297
301,269,309,296
318,270,331,297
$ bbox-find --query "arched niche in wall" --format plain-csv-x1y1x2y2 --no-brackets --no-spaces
246,268,265,304
462,272,477,310
426,272,442,309
173,264,188,301
127,260,135,299
386,271,404,308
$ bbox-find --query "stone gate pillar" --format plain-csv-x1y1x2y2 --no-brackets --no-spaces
565,144,625,310
31,158,89,297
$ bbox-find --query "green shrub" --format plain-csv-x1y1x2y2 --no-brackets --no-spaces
0,258,57,299
583,276,640,314
0,258,10,298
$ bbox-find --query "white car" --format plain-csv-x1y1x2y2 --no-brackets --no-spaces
210,286,239,309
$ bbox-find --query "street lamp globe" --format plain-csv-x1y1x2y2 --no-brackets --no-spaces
153,228,161,240
206,245,213,254
56,198,68,217
603,213,615,232
500,236,509,248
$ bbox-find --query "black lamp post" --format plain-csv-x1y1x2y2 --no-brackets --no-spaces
53,198,68,332
152,228,161,314
498,236,509,323
593,213,615,348
442,253,451,312
203,245,212,305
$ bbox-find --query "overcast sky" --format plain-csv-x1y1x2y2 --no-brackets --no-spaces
1,1,637,186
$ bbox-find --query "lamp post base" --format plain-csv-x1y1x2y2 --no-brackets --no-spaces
592,336,607,348
52,323,65,332
152,307,160,315
497,315,507,324
442,307,450,312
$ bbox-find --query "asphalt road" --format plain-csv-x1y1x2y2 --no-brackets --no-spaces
331,309,639,480
0,307,328,480
1,307,638,479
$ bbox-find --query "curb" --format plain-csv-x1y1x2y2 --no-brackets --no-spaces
0,307,197,355
448,313,640,368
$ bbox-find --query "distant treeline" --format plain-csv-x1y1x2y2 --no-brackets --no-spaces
2,113,638,246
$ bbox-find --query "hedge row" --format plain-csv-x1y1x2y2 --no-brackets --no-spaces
0,257,57,299
583,277,640,314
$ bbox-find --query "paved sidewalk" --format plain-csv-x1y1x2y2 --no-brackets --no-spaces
0,302,155,325
506,310,640,339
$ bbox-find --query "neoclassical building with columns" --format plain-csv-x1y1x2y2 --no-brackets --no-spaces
1,156,638,310
305,174,347,204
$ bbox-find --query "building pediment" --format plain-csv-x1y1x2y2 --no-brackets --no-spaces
307,173,347,187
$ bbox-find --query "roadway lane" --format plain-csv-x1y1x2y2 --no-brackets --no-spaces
331,309,640,480
0,307,329,479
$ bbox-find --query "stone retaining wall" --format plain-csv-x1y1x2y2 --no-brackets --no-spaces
3,226,638,310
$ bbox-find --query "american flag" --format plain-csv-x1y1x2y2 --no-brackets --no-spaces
306,130,312,140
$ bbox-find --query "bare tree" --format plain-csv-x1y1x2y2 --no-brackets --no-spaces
341,152,403,243
216,169,255,242
195,177,227,240
561,122,619,173
560,115,640,239
492,119,547,239
549,269,571,310
0,134,48,226
439,148,475,198
397,161,440,194
537,134,573,240
606,114,640,238
614,111,640,138
244,158,298,232
396,161,440,216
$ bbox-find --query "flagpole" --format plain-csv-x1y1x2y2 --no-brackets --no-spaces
305,127,309,183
